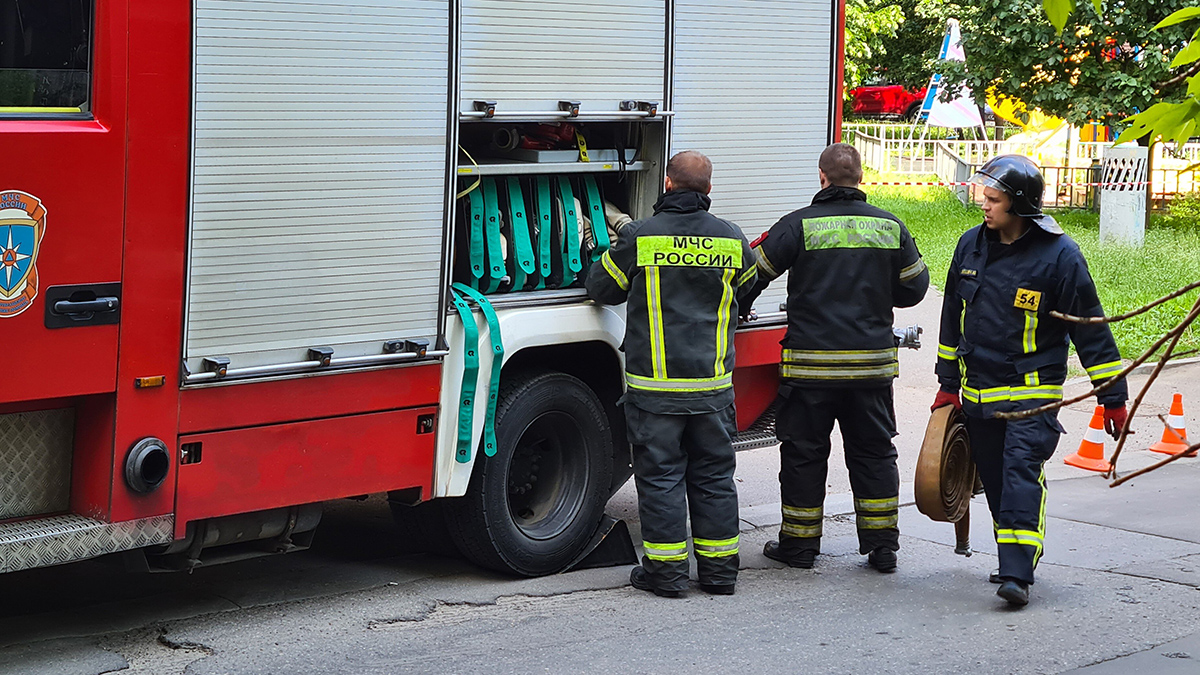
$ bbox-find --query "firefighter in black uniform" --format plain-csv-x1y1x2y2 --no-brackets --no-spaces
932,155,1128,607
746,143,930,572
587,151,758,597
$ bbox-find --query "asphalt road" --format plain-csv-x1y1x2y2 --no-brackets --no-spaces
4,292,1200,674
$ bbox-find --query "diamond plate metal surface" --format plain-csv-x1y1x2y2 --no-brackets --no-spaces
0,409,74,520
0,514,174,573
732,400,779,452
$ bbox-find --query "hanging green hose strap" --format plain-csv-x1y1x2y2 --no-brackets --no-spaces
535,176,554,288
506,177,537,290
481,178,506,294
581,175,610,262
556,176,583,281
466,186,486,289
449,288,481,463
452,282,504,459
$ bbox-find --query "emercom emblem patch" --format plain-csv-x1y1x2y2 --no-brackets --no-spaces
637,235,741,268
802,216,900,251
1014,288,1042,311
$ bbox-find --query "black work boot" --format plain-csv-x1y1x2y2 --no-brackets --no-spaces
867,547,898,573
763,540,816,568
997,579,1030,606
988,570,1002,584
630,566,682,598
699,582,736,596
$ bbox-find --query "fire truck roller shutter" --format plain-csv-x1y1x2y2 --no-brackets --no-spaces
186,0,449,373
671,0,836,322
460,0,666,115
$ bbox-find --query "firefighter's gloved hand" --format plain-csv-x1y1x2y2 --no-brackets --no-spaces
931,390,962,412
1104,404,1129,440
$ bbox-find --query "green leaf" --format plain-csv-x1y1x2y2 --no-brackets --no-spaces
1090,0,1101,15
1155,7,1200,30
1186,74,1200,99
1043,0,1074,34
1171,39,1200,68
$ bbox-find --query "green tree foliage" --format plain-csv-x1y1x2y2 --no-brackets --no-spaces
1116,9,1200,145
867,0,964,89
844,0,905,93
938,0,1194,127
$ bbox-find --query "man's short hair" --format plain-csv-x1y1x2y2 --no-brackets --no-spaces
819,143,863,187
666,151,713,193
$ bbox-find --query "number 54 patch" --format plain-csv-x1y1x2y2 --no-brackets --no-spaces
1014,288,1042,311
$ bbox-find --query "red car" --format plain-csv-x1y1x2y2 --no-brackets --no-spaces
850,81,927,121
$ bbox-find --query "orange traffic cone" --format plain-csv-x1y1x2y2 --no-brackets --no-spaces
1150,393,1193,456
1065,406,1112,472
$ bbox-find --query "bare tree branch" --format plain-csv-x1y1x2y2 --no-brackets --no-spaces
996,295,1200,421
1110,416,1199,488
1049,280,1200,325
1106,326,1188,477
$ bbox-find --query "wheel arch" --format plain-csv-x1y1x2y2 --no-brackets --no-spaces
502,340,630,496
433,303,627,498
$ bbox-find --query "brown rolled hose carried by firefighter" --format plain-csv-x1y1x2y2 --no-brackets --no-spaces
915,406,976,556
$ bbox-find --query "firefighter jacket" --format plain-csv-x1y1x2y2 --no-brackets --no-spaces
936,224,1128,415
586,189,758,414
746,185,930,387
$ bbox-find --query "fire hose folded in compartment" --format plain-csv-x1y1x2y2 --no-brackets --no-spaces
458,174,621,294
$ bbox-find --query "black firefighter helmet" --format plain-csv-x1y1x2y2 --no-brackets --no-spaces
969,154,1062,234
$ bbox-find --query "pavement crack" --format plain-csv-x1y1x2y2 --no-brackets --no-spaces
157,632,215,656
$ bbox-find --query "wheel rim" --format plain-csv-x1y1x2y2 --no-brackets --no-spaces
506,410,590,541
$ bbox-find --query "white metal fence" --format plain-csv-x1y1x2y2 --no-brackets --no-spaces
845,123,1200,209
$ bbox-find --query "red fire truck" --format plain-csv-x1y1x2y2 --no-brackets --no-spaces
0,0,844,577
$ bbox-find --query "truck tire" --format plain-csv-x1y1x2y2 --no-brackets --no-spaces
444,370,614,576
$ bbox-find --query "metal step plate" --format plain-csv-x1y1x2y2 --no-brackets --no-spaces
1,409,74,521
0,514,173,574
732,400,778,452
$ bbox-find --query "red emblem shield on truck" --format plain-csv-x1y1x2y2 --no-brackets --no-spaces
0,190,46,318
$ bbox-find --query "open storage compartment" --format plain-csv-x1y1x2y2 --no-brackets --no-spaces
453,120,666,300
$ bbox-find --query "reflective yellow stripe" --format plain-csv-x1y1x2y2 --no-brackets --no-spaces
694,536,739,558
782,505,822,519
782,522,823,537
1036,466,1047,566
995,529,1042,549
961,383,1063,404
855,497,899,512
937,343,958,361
1024,370,1040,387
646,266,666,378
737,265,757,287
694,536,739,547
858,514,899,529
1086,360,1124,380
643,540,689,562
626,372,733,393
0,106,83,114
899,258,927,281
755,247,780,279
783,348,897,364
1022,311,1038,354
715,268,735,376
782,363,899,380
600,250,628,290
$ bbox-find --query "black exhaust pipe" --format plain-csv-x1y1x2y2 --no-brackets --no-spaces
125,437,170,493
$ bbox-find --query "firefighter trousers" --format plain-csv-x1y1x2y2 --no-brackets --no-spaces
775,385,900,556
625,402,740,591
965,411,1064,584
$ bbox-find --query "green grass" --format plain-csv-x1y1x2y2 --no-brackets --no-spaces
862,173,1200,359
